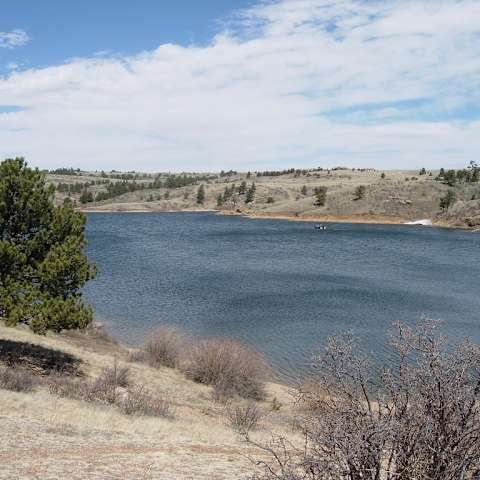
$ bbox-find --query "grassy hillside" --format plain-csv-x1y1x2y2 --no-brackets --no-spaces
46,167,480,229
0,322,296,479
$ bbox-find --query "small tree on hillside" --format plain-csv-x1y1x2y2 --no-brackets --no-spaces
354,185,366,200
439,190,456,211
238,181,247,195
246,183,256,203
443,170,456,186
0,158,97,334
79,190,93,204
301,185,308,196
314,187,327,206
196,184,205,205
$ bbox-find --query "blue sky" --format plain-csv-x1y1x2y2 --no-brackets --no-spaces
0,0,479,171
0,0,254,71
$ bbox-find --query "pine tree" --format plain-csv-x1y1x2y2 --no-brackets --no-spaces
440,190,456,211
0,158,97,334
354,185,366,200
238,181,247,195
301,185,308,195
245,183,256,203
196,184,205,205
79,190,93,204
314,187,327,206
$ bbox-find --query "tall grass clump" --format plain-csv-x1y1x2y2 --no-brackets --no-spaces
0,365,37,392
184,338,267,401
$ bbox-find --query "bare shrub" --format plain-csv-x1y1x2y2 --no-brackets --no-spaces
143,326,184,368
0,365,37,392
119,387,173,418
226,402,264,434
247,318,480,480
47,361,130,405
184,338,267,400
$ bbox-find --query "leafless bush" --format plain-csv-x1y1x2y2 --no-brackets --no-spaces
0,365,37,392
226,402,264,434
119,386,174,418
247,318,480,480
184,338,267,400
143,326,184,368
48,361,130,405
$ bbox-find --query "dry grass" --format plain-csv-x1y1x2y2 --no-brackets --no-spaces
0,322,296,479
0,365,37,392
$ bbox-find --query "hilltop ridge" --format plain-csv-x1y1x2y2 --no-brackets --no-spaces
47,166,480,229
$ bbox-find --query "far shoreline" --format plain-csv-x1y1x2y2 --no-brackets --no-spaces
79,205,477,231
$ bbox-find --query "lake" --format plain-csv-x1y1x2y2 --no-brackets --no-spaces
84,212,480,381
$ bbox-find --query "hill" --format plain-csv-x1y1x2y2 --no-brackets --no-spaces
46,167,480,229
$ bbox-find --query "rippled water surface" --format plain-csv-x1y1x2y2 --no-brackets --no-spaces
84,212,480,381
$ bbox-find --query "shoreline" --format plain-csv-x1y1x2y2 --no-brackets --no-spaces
79,205,476,230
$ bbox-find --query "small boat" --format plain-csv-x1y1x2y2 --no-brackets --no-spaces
315,224,327,230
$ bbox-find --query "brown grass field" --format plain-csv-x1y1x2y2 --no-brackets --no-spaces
0,323,297,480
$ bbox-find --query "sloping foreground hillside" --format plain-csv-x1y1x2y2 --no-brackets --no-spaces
0,324,296,479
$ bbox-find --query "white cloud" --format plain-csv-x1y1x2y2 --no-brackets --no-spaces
0,29,30,49
0,1,479,171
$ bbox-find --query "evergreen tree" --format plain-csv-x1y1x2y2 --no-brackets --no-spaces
238,181,247,195
79,190,93,204
443,170,456,186
469,161,479,183
440,190,457,211
354,185,366,200
301,185,308,195
216,194,224,207
245,183,256,203
196,184,205,205
0,158,97,334
314,187,327,206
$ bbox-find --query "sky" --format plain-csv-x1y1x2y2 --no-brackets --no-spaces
0,0,479,172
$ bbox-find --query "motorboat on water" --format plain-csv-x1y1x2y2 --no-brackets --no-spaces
315,224,327,230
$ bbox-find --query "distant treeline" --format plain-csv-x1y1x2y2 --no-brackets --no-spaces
433,162,479,186
57,173,218,204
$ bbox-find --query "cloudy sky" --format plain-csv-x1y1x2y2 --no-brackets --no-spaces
0,0,479,172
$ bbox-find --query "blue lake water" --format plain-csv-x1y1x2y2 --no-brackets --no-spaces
84,212,480,381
